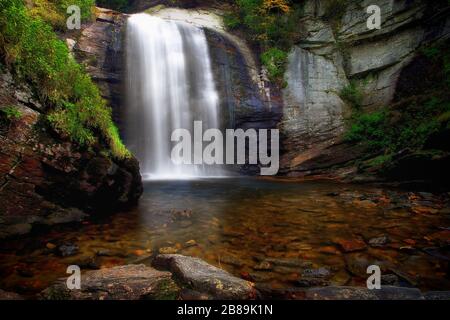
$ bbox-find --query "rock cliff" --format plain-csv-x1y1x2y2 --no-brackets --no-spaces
280,0,450,180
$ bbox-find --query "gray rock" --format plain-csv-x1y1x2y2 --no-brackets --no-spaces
40,264,179,300
424,291,450,300
153,254,256,299
56,243,79,257
306,286,423,300
369,235,390,247
0,289,24,300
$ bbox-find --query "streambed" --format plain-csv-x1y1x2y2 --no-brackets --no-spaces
0,178,449,295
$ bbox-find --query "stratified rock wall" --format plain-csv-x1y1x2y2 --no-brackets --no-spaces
280,0,450,177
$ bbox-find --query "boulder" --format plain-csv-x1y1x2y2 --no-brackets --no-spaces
40,264,179,300
153,254,257,299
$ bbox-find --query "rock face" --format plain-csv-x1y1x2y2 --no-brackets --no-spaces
40,265,179,300
0,70,143,239
280,0,450,177
72,8,127,128
153,254,257,299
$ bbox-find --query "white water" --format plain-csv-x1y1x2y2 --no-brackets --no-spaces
125,14,222,180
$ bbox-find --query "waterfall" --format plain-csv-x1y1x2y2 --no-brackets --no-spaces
125,13,222,180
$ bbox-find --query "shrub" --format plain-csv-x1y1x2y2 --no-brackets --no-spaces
0,0,129,159
261,47,288,81
340,81,363,109
29,0,94,30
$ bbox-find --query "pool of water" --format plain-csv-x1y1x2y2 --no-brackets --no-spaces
1,178,449,295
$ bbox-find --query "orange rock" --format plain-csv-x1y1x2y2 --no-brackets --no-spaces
335,238,367,252
133,249,146,256
318,246,341,255
403,239,416,245
411,206,439,214
426,230,450,244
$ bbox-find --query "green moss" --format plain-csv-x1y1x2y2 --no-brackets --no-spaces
225,0,304,83
0,0,129,159
29,0,94,30
0,105,22,120
340,81,363,109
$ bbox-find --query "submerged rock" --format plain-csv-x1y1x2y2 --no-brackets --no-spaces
153,254,257,300
40,264,179,300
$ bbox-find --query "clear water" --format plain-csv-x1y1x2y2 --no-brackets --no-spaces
0,179,449,295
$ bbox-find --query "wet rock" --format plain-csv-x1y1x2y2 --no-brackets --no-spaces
256,257,312,269
153,254,257,299
184,240,197,247
0,289,24,300
40,264,179,300
369,235,390,247
335,238,367,253
296,276,330,288
344,253,371,277
301,267,331,278
56,243,79,257
159,247,179,254
253,261,273,271
179,289,211,300
424,291,450,300
306,286,423,300
381,274,401,286
220,255,245,268
248,272,275,283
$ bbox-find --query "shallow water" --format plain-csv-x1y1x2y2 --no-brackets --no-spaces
1,178,449,295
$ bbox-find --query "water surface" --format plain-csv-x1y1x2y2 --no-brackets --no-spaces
1,178,449,295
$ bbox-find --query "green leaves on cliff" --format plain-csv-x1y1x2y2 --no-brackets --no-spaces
225,0,303,83
29,0,94,30
261,48,288,81
0,0,129,159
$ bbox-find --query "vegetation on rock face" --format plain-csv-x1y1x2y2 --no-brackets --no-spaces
29,0,94,30
96,0,130,11
343,41,450,168
0,0,129,159
224,0,304,83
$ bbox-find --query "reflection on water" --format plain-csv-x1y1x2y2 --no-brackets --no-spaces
0,178,449,295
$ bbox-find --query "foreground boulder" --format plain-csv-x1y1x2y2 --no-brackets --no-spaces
0,289,23,300
40,265,179,300
153,254,257,300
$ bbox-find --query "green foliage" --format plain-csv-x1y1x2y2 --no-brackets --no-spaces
0,0,129,159
261,47,288,81
96,0,130,11
0,105,22,120
340,81,363,109
225,0,304,82
29,0,94,30
345,98,450,155
345,109,388,151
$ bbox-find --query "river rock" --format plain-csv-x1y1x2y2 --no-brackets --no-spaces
40,264,179,300
0,289,24,300
424,291,450,300
153,254,257,299
305,286,423,300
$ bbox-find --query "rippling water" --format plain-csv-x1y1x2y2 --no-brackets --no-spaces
1,178,449,295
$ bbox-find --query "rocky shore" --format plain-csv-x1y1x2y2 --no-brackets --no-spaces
0,254,447,300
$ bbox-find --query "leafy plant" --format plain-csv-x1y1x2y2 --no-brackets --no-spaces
0,0,129,159
261,47,288,81
0,105,22,120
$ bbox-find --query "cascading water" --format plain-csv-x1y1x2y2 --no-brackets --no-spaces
125,13,222,180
